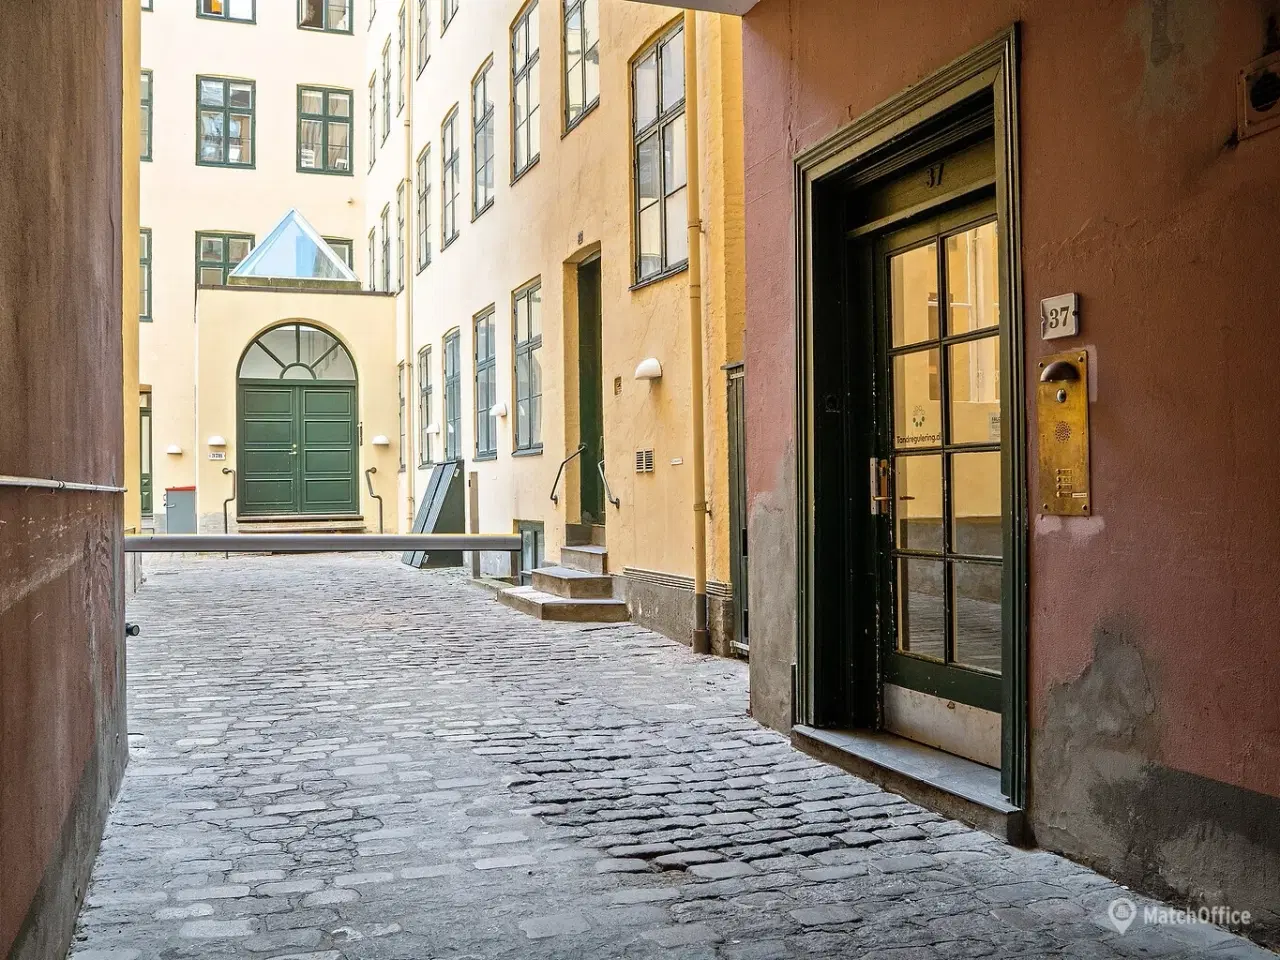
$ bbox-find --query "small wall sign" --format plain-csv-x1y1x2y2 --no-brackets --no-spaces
208,451,226,461
1040,293,1079,340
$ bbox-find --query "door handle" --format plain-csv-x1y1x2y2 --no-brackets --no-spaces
869,458,891,515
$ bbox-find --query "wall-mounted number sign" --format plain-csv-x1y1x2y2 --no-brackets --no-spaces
1040,293,1079,340
209,451,226,461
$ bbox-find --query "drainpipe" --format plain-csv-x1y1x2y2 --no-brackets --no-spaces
402,8,416,532
685,11,710,656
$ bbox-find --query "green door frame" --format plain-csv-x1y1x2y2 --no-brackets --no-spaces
792,28,1028,805
577,255,604,523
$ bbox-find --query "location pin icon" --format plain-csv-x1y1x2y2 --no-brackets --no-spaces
1108,897,1137,934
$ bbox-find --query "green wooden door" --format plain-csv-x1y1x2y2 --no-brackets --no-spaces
577,257,604,522
238,383,357,516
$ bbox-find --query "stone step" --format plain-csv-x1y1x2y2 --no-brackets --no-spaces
560,544,608,575
531,565,613,600
497,586,629,623
237,518,367,535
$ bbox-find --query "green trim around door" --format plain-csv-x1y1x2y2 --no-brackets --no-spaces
793,28,1027,806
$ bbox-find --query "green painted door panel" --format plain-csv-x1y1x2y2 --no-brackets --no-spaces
238,382,358,517
577,258,604,523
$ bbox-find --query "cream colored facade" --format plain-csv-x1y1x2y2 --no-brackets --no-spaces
140,1,370,529
367,0,745,646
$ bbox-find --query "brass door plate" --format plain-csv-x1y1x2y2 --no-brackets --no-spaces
1036,350,1090,516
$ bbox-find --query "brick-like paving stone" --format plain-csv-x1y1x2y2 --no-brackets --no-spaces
70,555,1273,959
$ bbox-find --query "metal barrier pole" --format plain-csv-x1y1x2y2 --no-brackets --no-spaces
125,533,522,554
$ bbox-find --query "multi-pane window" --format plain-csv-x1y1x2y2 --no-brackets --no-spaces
379,205,391,291
141,70,153,161
397,6,407,114
472,62,495,216
139,229,152,322
632,24,688,282
397,362,407,472
324,237,354,268
474,309,496,458
442,0,458,33
381,40,392,143
417,346,433,465
197,77,255,167
563,0,599,128
441,108,460,246
367,229,377,290
513,281,542,451
416,147,432,270
139,392,153,517
298,86,352,174
196,231,254,286
367,73,377,167
443,329,461,459
395,183,406,292
199,0,255,23
298,0,352,32
511,2,540,178
416,0,430,73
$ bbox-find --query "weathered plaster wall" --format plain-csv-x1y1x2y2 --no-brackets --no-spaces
742,0,1280,940
0,5,129,958
193,288,400,533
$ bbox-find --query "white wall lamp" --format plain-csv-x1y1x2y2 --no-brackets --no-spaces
371,435,391,446
425,423,441,435
207,435,227,448
634,358,663,381
490,402,509,418
165,444,183,456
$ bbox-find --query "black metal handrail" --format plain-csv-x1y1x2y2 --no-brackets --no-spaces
598,459,620,509
550,443,587,504
364,466,383,533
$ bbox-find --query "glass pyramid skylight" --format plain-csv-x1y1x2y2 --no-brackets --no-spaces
229,209,359,286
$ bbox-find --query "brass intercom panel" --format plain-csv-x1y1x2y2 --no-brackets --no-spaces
1037,350,1090,516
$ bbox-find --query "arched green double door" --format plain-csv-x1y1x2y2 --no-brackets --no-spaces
237,324,359,517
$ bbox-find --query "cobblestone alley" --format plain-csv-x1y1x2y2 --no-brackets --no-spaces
70,555,1273,960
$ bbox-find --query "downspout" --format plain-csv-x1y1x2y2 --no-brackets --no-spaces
402,7,416,532
685,11,710,655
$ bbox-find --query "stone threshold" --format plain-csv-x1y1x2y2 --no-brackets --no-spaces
792,725,1026,845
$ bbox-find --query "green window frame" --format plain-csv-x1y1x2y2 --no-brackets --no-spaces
442,0,458,33
443,328,461,459
139,228,153,322
298,0,353,33
416,0,430,74
563,0,598,131
324,237,354,268
398,362,407,472
442,107,459,247
381,39,391,144
367,73,378,168
141,70,153,162
417,345,433,465
198,0,256,23
139,391,153,517
367,229,377,290
472,60,495,218
513,280,542,452
397,5,407,114
196,76,255,167
379,205,391,291
416,146,432,271
474,308,497,459
143,0,153,11
395,183,406,292
195,230,254,286
511,1,540,180
632,23,687,284
298,86,353,175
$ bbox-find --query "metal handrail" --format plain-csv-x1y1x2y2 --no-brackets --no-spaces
221,467,236,559
598,460,620,509
364,466,383,533
550,443,587,504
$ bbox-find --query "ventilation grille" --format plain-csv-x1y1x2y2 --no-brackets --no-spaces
635,449,655,473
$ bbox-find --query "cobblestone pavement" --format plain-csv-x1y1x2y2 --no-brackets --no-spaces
72,554,1272,960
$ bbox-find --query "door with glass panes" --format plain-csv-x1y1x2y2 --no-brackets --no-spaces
869,198,1006,763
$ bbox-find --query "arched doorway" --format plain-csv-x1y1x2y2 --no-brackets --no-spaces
237,323,359,517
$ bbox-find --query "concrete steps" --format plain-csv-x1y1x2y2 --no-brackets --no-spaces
531,565,613,599
497,585,629,622
559,544,608,575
